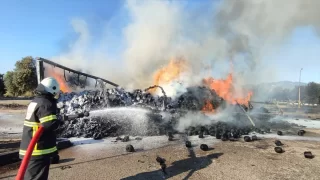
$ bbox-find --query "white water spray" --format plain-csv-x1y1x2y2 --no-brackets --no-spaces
90,107,151,135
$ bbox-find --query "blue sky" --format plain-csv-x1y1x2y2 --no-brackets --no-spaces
263,27,320,83
0,0,319,83
0,0,126,72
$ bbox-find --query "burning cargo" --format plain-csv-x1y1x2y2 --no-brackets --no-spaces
55,83,273,140
42,58,278,140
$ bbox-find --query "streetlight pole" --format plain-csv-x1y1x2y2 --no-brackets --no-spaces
298,68,303,108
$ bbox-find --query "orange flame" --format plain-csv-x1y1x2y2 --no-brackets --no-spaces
201,100,215,114
151,57,252,109
203,73,252,106
151,57,188,92
46,69,71,93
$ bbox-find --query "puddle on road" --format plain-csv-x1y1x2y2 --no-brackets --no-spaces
0,113,25,137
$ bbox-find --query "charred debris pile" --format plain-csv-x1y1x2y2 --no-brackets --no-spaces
56,85,276,139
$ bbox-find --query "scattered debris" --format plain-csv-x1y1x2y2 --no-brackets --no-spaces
93,132,103,140
122,136,130,142
216,133,222,139
275,140,283,146
185,141,192,148
298,130,306,136
304,151,314,159
244,136,251,142
60,165,72,170
200,144,209,151
251,135,258,141
167,132,174,138
221,136,228,141
126,145,135,152
198,131,204,138
167,132,174,141
274,147,284,153
156,156,165,164
156,156,167,174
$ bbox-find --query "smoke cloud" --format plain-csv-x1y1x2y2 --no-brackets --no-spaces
51,0,320,93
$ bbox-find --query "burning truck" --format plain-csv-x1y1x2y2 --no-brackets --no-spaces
37,57,281,141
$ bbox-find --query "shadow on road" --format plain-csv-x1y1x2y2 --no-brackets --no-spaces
121,146,223,180
0,144,221,180
58,158,75,163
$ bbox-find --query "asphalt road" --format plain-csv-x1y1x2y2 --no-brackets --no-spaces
1,135,320,180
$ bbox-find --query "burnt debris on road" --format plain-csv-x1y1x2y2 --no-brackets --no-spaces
55,85,295,141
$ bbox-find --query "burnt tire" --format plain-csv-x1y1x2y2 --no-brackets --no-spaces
185,141,192,148
244,136,251,142
298,130,306,136
274,147,284,153
126,145,135,152
122,136,130,142
200,144,209,151
275,140,283,146
277,131,283,136
304,151,314,159
251,135,258,141
198,132,204,139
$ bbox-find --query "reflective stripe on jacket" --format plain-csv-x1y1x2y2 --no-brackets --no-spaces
19,94,59,160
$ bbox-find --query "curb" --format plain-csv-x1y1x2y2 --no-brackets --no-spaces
0,139,73,166
0,150,19,166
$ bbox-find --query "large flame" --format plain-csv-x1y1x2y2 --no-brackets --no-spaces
201,100,215,114
46,69,71,93
153,57,188,85
151,57,188,93
203,73,252,106
151,57,252,108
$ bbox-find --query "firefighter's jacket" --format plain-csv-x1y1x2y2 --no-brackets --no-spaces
19,94,59,160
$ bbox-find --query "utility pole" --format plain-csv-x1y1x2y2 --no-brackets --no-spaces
298,68,303,108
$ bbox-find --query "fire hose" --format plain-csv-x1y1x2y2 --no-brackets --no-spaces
16,112,90,180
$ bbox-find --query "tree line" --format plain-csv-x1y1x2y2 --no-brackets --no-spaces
250,82,320,104
0,56,87,97
0,56,38,97
269,83,320,104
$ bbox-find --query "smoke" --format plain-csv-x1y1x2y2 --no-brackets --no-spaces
175,111,231,132
51,0,320,93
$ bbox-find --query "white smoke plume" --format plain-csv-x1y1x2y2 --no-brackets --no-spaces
51,0,320,94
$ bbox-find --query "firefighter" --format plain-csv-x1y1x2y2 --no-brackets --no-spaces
19,77,61,180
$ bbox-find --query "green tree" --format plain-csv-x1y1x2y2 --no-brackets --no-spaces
4,56,37,97
4,71,18,96
0,74,5,96
305,82,320,104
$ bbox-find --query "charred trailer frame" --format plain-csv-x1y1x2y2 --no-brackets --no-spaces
34,57,119,88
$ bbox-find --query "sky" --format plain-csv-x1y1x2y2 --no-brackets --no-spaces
0,0,320,84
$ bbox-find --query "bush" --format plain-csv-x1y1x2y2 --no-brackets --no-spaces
22,91,34,98
4,56,37,97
